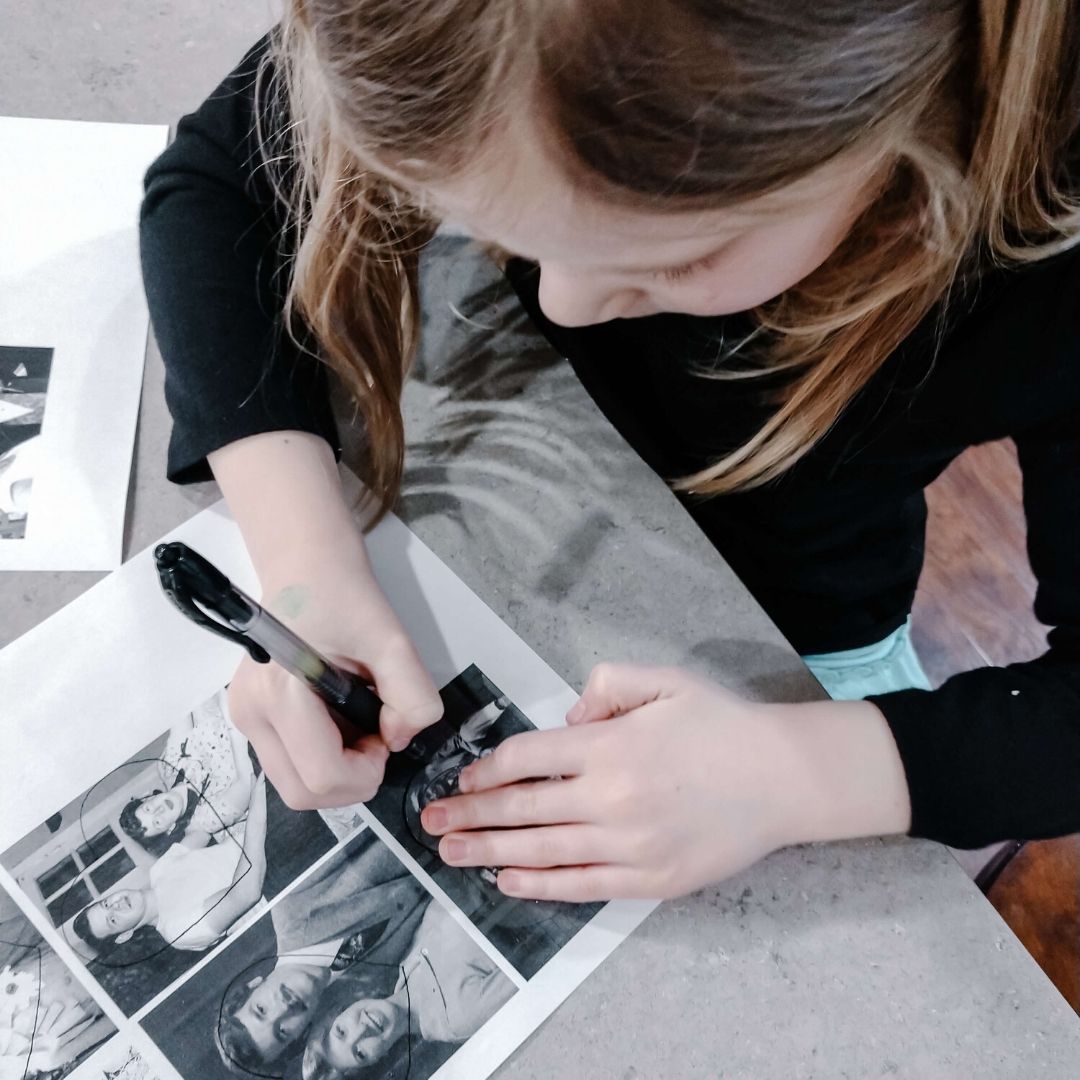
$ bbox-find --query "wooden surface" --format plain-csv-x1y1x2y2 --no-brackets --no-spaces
912,438,1044,685
988,837,1080,1012
913,439,1078,1012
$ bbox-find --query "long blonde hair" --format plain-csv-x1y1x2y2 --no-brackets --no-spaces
261,0,1080,517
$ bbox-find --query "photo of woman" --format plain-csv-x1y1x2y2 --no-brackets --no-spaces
119,689,256,855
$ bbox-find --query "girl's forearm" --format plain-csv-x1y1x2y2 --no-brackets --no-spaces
208,430,372,586
775,699,912,845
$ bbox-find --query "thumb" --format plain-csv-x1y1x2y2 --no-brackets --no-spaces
566,662,680,725
371,637,444,752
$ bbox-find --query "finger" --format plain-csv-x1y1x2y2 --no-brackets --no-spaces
497,864,657,902
229,683,319,806
457,727,593,793
231,714,322,811
440,824,607,869
422,778,587,835
566,662,680,725
369,634,444,751
268,685,387,800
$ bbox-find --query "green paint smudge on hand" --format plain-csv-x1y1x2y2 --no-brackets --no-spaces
271,584,309,619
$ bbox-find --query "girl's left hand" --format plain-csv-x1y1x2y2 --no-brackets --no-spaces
421,665,792,901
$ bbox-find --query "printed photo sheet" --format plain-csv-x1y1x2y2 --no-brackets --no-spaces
0,496,656,1079
0,116,167,569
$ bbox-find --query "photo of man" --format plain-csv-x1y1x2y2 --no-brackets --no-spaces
144,829,435,1078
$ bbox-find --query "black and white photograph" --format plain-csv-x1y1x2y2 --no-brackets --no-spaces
0,880,116,1079
367,664,603,980
0,345,52,540
83,1038,174,1080
0,116,167,569
143,827,518,1080
1,688,338,1016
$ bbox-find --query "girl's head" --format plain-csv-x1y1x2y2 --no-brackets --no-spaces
119,786,195,855
299,973,411,1080
269,1,1079,509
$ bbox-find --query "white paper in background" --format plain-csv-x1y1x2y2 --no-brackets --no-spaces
0,116,168,569
0,494,655,1080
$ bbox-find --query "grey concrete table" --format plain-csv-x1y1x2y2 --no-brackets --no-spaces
3,4,1079,1077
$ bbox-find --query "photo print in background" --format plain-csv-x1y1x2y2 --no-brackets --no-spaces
0,880,116,1078
0,116,168,569
1,687,338,1017
0,345,52,539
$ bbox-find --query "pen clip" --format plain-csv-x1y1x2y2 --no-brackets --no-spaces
153,542,271,664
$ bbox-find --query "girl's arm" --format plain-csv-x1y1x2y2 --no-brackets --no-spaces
209,432,443,807
142,37,443,807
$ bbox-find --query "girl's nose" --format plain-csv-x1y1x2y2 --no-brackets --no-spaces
536,263,641,327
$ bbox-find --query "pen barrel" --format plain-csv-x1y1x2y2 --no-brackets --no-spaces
334,676,384,736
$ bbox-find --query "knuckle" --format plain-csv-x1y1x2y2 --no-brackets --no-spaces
277,782,315,812
448,799,474,829
651,862,683,900
588,661,616,692
630,828,663,866
494,740,523,777
601,776,637,818
532,833,559,867
508,785,539,823
469,836,494,866
306,775,334,799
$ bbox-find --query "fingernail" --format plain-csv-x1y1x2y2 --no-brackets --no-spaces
498,870,523,895
457,766,474,793
423,805,448,832
442,837,468,863
388,734,412,753
566,699,586,724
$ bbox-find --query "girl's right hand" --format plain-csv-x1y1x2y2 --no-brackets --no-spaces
227,561,443,809
208,431,443,811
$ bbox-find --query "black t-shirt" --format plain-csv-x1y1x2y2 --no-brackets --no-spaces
141,37,1080,849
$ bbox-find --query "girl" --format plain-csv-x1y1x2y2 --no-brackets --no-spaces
299,901,516,1079
141,1,1080,902
119,689,257,854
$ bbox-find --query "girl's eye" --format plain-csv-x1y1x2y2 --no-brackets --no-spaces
655,254,714,283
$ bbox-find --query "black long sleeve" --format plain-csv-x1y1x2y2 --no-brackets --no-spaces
140,34,339,483
877,404,1080,848
143,38,1080,849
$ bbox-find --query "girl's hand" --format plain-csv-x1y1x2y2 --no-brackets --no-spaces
420,663,910,901
227,562,443,811
210,432,444,812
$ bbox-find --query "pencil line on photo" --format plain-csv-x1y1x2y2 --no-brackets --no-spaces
126,823,372,1025
0,862,127,1035
351,803,529,990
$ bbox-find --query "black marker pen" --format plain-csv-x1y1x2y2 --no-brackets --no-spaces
153,541,383,735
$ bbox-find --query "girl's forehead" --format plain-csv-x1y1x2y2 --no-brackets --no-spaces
423,127,885,269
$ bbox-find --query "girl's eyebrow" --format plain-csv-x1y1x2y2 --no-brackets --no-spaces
456,226,732,276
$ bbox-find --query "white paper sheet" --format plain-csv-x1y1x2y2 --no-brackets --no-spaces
0,496,655,1080
0,116,168,569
